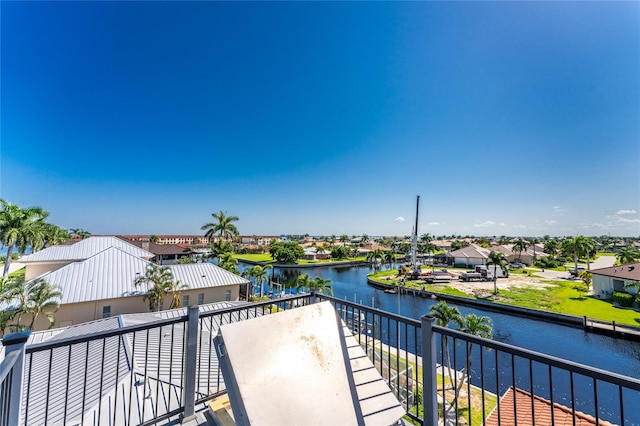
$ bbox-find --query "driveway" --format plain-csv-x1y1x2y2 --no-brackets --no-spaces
531,255,616,281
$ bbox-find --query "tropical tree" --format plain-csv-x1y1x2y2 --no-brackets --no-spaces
166,279,188,309
315,245,327,256
452,314,493,411
70,228,91,239
486,251,508,294
0,199,49,276
201,211,239,242
361,234,370,245
562,236,597,273
149,235,159,244
512,238,529,263
543,239,559,256
218,252,239,274
428,302,463,392
383,251,396,270
134,264,176,311
38,223,70,250
339,234,350,244
295,274,315,293
270,241,304,263
366,249,385,266
25,278,62,330
310,276,333,296
252,265,273,298
616,245,640,265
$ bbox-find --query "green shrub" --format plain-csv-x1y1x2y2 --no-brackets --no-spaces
534,256,563,269
612,291,635,307
454,263,468,268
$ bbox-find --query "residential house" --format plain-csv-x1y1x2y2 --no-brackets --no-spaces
592,262,640,299
445,244,491,267
15,237,248,331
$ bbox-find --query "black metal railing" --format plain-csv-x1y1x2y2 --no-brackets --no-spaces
1,294,640,425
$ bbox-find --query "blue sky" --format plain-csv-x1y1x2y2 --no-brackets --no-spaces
1,1,639,237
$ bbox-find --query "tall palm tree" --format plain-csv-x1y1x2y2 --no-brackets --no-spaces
486,251,508,295
562,236,597,273
26,278,62,330
428,302,463,392
361,234,370,245
201,211,239,243
0,199,49,276
310,276,333,296
134,264,175,311
617,245,640,265
452,314,493,410
512,238,528,264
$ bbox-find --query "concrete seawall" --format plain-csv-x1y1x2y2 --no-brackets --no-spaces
367,278,640,342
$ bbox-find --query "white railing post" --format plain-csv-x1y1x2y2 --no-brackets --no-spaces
1,331,30,426
421,315,438,426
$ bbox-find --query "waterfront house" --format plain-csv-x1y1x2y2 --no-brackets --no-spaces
14,237,248,331
19,236,155,280
446,244,491,267
592,262,640,299
118,236,192,265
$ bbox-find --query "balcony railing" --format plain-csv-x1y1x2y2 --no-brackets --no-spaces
1,294,639,425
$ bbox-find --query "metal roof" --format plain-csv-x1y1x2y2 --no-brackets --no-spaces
171,263,249,289
19,236,154,263
19,302,264,425
25,250,248,305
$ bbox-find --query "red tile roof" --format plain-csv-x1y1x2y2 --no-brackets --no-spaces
485,387,615,426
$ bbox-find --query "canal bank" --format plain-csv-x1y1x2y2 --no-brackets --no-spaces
367,277,640,341
236,258,368,268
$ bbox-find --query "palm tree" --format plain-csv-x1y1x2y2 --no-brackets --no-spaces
218,252,239,274
40,223,70,249
134,264,175,311
428,302,463,392
486,251,508,294
616,245,640,265
201,211,239,243
383,251,396,270
0,199,49,276
25,278,62,330
361,234,370,245
310,276,333,296
512,238,528,264
295,274,314,293
339,234,350,244
252,265,273,298
366,249,385,267
452,314,493,411
166,279,188,309
562,236,597,273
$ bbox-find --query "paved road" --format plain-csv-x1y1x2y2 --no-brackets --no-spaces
532,255,616,281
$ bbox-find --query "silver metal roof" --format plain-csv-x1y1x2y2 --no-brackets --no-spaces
19,236,154,263
25,249,248,305
19,301,264,425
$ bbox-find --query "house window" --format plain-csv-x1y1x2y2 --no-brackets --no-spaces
158,301,164,311
182,295,190,307
225,290,232,301
102,306,111,318
198,293,205,305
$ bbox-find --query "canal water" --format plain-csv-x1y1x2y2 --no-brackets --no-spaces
241,262,640,425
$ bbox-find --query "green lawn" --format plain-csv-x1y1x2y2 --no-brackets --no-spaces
368,270,640,326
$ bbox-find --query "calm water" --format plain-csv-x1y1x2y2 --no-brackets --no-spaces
242,262,640,425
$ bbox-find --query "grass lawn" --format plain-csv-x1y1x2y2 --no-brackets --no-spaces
232,253,274,263
368,270,640,326
496,280,640,326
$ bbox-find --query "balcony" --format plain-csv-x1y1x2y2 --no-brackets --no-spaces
1,294,639,425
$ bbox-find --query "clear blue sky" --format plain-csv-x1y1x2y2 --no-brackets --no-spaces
1,1,639,238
